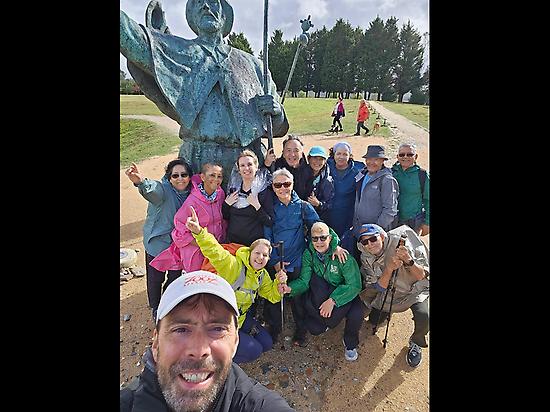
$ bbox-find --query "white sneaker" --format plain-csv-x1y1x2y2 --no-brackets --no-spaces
345,348,358,361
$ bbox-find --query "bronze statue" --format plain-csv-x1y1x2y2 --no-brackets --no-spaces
120,0,289,183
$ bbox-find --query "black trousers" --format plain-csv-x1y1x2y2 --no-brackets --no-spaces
263,266,306,337
303,274,364,349
356,121,369,134
145,252,182,311
331,115,343,129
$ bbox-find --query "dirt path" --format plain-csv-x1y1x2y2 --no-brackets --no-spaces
120,102,430,410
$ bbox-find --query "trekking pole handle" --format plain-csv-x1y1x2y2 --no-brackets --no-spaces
372,233,408,335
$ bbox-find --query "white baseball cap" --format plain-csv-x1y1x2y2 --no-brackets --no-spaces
156,270,239,324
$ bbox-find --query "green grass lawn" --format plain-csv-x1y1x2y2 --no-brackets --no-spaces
119,95,429,165
120,118,181,167
283,97,389,136
376,101,429,130
120,95,164,115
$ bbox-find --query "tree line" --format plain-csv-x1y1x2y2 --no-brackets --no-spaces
121,16,429,104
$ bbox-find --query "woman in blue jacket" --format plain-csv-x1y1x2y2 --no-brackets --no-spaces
326,142,364,237
125,159,193,321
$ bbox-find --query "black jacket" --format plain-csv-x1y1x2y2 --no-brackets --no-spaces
306,165,335,222
121,350,294,412
222,186,274,246
273,156,312,201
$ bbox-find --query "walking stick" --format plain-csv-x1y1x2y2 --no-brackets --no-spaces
372,234,408,349
262,0,274,151
280,16,314,105
276,240,285,350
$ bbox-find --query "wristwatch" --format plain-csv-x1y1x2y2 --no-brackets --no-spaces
403,259,415,267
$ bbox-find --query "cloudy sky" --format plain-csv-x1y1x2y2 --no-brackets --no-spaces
120,0,429,76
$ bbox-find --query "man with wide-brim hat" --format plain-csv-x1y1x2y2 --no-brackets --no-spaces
342,144,399,262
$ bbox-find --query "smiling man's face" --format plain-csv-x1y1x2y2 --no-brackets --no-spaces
152,294,238,412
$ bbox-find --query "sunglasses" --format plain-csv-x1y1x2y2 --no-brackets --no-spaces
273,181,292,189
171,173,189,179
398,153,415,158
312,235,329,242
359,234,379,245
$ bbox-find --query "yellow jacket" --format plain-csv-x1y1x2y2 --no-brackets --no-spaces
193,228,282,328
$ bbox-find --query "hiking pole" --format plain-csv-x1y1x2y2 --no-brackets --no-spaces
373,233,407,338
280,16,314,105
382,233,408,349
277,240,285,350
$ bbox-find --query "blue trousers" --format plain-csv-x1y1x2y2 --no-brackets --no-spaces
233,311,273,364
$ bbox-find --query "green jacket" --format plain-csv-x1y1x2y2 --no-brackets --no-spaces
194,228,282,328
288,228,362,306
391,163,430,225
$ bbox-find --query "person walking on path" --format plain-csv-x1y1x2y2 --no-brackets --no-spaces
329,97,345,132
353,99,370,136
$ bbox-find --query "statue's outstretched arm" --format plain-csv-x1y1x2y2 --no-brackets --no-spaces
120,10,153,75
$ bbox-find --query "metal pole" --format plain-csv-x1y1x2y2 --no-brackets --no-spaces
262,0,274,150
280,43,302,105
278,240,285,350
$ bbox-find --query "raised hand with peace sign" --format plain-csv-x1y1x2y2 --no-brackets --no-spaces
185,206,203,235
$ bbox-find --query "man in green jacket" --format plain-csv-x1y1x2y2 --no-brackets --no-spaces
391,143,430,236
280,222,364,361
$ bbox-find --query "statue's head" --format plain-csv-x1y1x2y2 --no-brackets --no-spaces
186,0,234,38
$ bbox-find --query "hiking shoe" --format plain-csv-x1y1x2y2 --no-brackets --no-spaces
406,341,422,368
293,330,308,347
352,132,360,136
342,340,358,361
345,347,358,361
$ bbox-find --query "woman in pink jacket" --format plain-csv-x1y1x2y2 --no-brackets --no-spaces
150,162,227,273
353,99,370,136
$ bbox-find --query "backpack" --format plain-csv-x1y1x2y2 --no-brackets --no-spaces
200,243,265,303
418,168,427,199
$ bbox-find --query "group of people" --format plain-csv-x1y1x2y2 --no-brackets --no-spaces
329,97,374,136
124,137,430,411
125,134,430,365
120,1,428,410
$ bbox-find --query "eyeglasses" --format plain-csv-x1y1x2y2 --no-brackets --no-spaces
398,153,415,158
273,181,292,189
171,173,189,179
359,234,379,245
311,235,329,242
